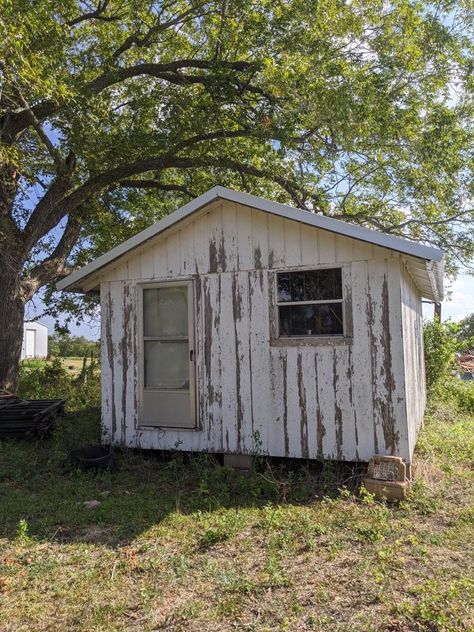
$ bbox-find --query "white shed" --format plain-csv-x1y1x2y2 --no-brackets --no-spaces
58,187,443,465
21,322,48,359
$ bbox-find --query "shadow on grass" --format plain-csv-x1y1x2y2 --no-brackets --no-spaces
0,407,366,547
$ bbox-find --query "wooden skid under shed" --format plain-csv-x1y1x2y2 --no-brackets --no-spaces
0,399,66,438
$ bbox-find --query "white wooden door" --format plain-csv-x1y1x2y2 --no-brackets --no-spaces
140,282,196,428
25,329,36,357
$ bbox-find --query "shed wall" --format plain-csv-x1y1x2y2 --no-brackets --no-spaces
400,265,426,456
100,201,412,461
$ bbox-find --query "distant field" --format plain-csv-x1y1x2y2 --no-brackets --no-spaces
61,357,89,375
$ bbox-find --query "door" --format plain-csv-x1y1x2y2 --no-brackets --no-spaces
25,329,36,357
141,282,196,428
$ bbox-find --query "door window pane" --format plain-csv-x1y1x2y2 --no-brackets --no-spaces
144,340,189,389
144,286,188,337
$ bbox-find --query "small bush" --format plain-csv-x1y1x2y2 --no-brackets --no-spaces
423,319,459,393
19,358,100,412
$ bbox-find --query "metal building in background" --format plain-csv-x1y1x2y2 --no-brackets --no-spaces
21,322,48,360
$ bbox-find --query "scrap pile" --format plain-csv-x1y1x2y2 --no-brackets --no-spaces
0,390,65,438
459,354,474,373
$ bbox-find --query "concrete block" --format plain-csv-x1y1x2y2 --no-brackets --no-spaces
223,453,253,472
363,477,410,501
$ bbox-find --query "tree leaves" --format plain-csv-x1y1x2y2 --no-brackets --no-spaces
0,0,473,315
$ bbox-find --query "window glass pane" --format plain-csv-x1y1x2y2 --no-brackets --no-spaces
144,286,188,337
144,340,189,388
290,271,306,301
279,303,343,336
277,274,291,302
318,269,342,300
277,269,342,302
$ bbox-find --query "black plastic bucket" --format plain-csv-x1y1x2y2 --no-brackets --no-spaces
70,445,114,470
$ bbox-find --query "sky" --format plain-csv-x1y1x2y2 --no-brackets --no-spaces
27,271,474,342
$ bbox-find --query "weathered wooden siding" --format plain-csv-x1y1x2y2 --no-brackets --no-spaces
100,201,414,462
400,264,426,457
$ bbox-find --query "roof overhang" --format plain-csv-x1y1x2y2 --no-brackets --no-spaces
57,186,444,301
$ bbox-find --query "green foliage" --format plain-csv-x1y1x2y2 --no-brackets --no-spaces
19,358,100,411
48,333,99,358
457,312,474,352
423,319,460,392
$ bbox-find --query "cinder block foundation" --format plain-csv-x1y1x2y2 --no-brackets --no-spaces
364,454,410,501
223,454,253,473
363,477,410,501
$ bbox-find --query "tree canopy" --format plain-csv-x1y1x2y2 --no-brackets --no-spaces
0,0,473,379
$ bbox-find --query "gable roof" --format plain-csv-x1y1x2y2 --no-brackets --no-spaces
57,186,444,300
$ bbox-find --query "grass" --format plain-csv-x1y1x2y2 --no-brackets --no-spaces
0,368,473,631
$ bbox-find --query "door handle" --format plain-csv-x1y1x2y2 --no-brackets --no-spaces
190,349,194,362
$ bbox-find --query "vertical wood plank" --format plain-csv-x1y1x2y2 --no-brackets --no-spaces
109,281,124,445
350,261,375,461
236,204,253,270
208,205,224,274
219,273,237,453
318,231,336,263
283,218,302,268
232,271,253,452
193,213,211,274
300,348,318,459
248,269,270,455
285,346,301,457
335,235,355,263
122,282,137,446
152,239,167,278
179,222,195,275
300,225,318,267
140,249,154,279
166,231,180,276
315,346,337,459
221,202,238,271
251,209,269,269
101,282,113,443
268,347,287,457
267,214,285,269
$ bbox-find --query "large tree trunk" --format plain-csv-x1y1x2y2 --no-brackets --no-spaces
0,266,26,393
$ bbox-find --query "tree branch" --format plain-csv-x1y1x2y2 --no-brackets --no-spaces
66,0,122,27
21,216,81,298
116,181,196,197
112,3,211,58
87,59,261,93
1,59,264,143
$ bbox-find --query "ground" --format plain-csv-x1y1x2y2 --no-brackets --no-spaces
0,371,473,631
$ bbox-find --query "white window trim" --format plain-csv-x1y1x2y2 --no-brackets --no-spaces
269,265,353,346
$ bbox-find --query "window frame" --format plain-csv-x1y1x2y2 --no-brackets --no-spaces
269,264,352,346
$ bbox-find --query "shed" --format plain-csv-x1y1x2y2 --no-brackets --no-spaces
57,187,444,464
21,322,48,360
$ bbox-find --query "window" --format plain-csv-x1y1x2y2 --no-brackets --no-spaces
276,268,344,337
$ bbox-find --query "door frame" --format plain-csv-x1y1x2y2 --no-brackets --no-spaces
137,279,198,429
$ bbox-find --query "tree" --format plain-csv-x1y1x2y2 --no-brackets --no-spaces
48,333,99,358
457,312,474,352
1,0,472,390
